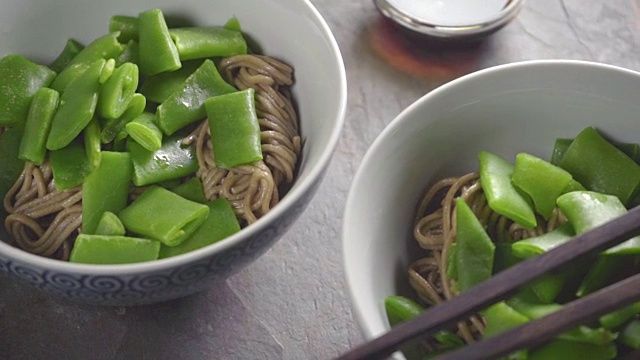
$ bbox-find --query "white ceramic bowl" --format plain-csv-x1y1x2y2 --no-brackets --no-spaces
343,60,640,358
0,0,346,305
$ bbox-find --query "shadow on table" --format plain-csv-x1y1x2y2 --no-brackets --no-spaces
0,273,282,360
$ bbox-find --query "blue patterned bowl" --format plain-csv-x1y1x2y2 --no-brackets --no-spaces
0,0,346,306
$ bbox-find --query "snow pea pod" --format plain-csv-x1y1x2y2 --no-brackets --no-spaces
46,59,107,150
558,127,640,205
557,191,640,255
384,295,424,326
138,8,181,75
50,32,124,92
109,15,139,43
94,211,126,236
101,93,146,144
511,152,573,219
455,198,495,292
69,234,160,265
205,88,263,169
171,177,207,204
482,301,530,338
18,87,59,165
115,40,139,67
159,198,240,258
49,141,91,190
552,137,639,165
0,126,25,205
0,55,56,127
125,112,162,152
478,151,537,228
157,59,236,135
139,60,202,103
98,62,139,119
621,319,640,349
511,223,575,259
600,301,640,329
84,118,101,170
82,151,132,234
119,186,209,247
528,339,616,360
127,131,198,186
169,27,247,61
50,39,84,73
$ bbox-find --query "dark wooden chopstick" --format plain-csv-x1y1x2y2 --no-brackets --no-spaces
436,271,640,359
336,205,640,360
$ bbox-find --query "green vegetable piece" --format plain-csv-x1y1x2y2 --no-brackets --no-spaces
561,179,586,194
49,62,91,93
558,127,640,205
384,295,424,326
482,301,530,338
50,32,124,92
101,93,146,143
99,58,116,84
127,131,198,186
115,40,139,67
455,198,495,292
159,198,240,258
110,15,139,43
511,153,573,219
508,296,563,319
50,39,84,73
171,177,207,204
205,88,263,168
492,243,523,274
83,118,102,170
49,141,91,190
224,16,242,32
433,330,464,349
511,223,575,259
600,301,640,329
528,339,616,360
169,27,247,61
138,8,181,75
0,55,56,127
157,59,236,135
18,87,59,164
551,138,573,165
576,255,630,297
0,127,26,205
557,191,640,255
125,112,162,151
94,211,126,236
67,32,124,67
621,319,640,349
445,242,458,281
139,60,202,104
529,272,566,304
69,234,160,265
119,186,210,247
46,59,106,150
478,151,537,228
98,62,139,119
82,151,132,234
552,137,640,165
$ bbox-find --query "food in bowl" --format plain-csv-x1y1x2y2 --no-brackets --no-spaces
0,8,300,264
385,126,640,359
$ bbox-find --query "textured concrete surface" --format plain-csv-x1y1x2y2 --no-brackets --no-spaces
2,1,640,359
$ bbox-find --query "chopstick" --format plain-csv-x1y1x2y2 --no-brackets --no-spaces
337,204,640,360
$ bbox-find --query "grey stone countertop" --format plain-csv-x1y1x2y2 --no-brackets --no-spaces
2,0,640,359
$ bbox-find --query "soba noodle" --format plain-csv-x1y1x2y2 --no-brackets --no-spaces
409,173,566,348
3,53,300,260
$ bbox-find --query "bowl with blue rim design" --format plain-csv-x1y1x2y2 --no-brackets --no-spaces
0,0,346,306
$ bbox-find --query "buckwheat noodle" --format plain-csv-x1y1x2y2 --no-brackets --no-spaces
3,53,300,260
409,173,565,350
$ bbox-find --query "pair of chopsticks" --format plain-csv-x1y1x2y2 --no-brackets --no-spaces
337,204,640,360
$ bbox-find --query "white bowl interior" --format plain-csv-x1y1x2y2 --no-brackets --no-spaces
0,0,346,273
343,60,640,356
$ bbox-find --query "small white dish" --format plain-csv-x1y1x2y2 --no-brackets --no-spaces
374,0,525,40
